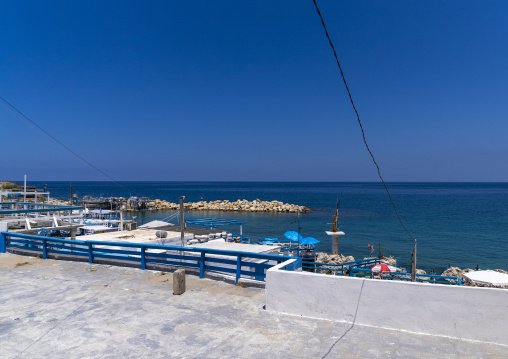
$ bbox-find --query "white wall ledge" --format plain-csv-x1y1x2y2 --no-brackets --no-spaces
266,265,508,345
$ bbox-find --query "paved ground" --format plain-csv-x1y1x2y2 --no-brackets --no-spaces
1,253,506,359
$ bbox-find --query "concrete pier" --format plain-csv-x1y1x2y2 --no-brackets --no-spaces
1,253,505,358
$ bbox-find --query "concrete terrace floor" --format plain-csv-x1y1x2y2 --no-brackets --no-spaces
1,253,506,359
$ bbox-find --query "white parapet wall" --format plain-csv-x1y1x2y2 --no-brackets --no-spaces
266,261,508,345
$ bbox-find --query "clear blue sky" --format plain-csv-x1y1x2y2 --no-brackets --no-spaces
1,1,507,182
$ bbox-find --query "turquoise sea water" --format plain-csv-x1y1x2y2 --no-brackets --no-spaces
32,181,508,272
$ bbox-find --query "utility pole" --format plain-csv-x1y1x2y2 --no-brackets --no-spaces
411,239,417,282
180,196,185,247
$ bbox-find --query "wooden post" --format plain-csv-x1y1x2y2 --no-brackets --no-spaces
180,196,185,247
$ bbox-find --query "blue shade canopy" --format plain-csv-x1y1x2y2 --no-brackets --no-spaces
300,237,320,245
284,231,303,241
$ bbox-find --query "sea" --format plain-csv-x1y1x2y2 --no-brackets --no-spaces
29,181,508,273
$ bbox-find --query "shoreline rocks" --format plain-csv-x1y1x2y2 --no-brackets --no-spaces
49,197,311,213
316,253,507,288
442,267,508,288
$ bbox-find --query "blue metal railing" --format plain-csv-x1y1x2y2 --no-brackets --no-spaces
302,258,384,275
349,267,462,285
301,258,462,285
0,232,299,284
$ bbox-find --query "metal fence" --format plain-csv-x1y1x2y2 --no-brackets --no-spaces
302,258,383,275
302,258,462,285
0,232,300,284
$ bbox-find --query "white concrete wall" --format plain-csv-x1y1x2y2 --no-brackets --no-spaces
266,263,508,345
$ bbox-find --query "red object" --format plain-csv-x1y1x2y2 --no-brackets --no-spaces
370,263,397,273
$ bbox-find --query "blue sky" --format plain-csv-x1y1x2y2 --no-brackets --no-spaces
1,1,507,182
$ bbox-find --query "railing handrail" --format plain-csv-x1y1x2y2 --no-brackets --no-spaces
2,232,295,261
349,267,461,285
308,258,399,269
302,258,461,285
1,232,301,284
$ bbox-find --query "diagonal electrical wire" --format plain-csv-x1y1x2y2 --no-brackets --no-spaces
0,95,135,194
312,0,415,240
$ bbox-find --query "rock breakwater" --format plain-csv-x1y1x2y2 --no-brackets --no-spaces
147,199,311,213
50,197,311,213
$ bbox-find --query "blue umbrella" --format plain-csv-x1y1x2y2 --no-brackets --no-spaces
300,237,320,245
284,231,303,242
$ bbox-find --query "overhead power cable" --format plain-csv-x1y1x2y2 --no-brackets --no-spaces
0,96,135,194
311,0,415,241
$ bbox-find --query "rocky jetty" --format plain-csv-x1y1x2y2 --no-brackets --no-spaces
50,197,311,213
146,199,310,213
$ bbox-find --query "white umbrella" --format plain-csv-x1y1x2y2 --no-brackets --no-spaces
463,270,508,286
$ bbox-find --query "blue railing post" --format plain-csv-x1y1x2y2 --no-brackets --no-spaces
0,232,6,253
236,255,242,284
42,237,47,259
140,246,146,270
200,251,205,278
88,242,94,264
